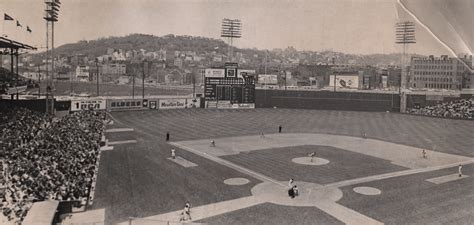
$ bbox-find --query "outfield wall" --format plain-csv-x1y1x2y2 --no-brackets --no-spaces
255,90,401,112
0,99,70,113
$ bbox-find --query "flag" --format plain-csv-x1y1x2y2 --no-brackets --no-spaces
27,26,32,33
16,20,22,27
4,13,13,21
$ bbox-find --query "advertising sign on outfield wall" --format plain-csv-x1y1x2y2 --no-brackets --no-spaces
329,75,359,89
205,69,225,78
158,98,200,109
258,74,278,85
71,99,106,111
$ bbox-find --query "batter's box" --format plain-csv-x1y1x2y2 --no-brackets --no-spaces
167,156,198,168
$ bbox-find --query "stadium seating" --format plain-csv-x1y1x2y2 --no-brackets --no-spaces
0,67,37,94
0,108,105,223
408,98,474,119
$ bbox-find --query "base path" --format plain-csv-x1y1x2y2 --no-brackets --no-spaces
128,133,474,225
175,133,472,169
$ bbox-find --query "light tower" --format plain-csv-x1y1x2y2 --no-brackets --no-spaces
221,18,242,62
395,21,415,112
44,0,60,115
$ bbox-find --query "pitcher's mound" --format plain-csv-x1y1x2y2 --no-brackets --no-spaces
292,157,329,166
224,178,250,185
353,186,381,195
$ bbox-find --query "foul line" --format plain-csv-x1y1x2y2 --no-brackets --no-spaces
326,159,474,188
170,142,286,187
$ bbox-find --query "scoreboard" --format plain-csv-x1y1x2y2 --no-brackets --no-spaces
204,76,255,104
204,63,256,107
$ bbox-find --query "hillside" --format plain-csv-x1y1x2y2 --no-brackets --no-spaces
54,34,230,57
26,33,413,67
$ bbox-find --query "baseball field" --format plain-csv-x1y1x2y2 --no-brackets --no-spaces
85,108,473,225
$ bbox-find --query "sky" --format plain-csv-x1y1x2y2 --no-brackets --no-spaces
0,0,469,55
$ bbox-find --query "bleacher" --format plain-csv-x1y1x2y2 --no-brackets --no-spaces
0,108,105,224
407,98,474,120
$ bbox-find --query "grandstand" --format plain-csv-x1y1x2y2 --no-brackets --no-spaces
0,67,37,95
0,108,105,224
0,37,37,98
408,98,474,119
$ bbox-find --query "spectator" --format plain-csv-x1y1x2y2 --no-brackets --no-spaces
408,98,474,120
0,108,105,223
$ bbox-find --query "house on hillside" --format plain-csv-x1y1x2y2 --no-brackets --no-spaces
75,65,90,82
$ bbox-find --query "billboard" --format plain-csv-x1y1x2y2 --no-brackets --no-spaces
71,99,106,111
205,69,225,78
149,101,157,109
329,75,359,89
258,74,278,85
158,98,200,109
382,75,388,88
106,99,144,111
225,62,238,78
237,69,256,78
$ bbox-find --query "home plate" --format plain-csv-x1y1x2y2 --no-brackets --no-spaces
426,174,469,184
167,156,198,168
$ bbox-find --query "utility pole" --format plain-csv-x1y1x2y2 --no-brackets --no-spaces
10,48,13,100
15,49,19,100
37,65,41,97
192,73,196,98
69,69,73,95
142,60,145,99
96,58,99,97
264,51,268,75
132,68,135,99
334,72,337,92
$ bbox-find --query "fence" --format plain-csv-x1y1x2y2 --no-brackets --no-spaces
255,89,400,112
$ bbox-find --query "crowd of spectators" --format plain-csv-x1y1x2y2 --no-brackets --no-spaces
0,108,105,223
408,98,474,119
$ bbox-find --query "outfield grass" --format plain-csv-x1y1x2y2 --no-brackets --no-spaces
94,109,474,224
338,164,474,225
111,108,474,156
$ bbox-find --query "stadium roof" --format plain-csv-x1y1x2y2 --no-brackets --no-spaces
0,37,37,50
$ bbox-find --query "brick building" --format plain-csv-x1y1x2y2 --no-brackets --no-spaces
410,55,472,90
